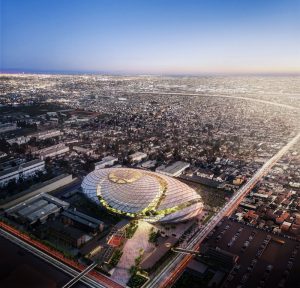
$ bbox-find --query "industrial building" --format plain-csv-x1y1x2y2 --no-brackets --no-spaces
128,151,147,163
0,122,18,133
7,135,31,145
34,144,69,160
47,221,88,248
6,193,69,225
95,156,118,169
0,174,74,209
31,129,62,140
156,161,190,177
0,159,45,187
62,208,104,233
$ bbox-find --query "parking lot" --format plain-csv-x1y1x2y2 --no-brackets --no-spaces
204,218,300,288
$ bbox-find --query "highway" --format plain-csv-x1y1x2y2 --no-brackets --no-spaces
62,262,99,288
136,91,300,111
0,228,103,288
172,247,200,255
144,132,300,288
0,222,123,288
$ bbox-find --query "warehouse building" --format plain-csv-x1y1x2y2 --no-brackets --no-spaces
34,144,69,160
95,156,118,169
31,129,62,140
48,220,88,248
62,208,104,233
128,151,147,163
156,161,190,177
6,193,69,225
0,122,18,133
0,159,45,187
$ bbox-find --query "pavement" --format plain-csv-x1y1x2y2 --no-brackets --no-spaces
111,221,155,286
204,218,300,288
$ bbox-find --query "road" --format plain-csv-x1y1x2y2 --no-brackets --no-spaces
135,91,300,111
0,228,103,288
0,222,123,288
144,132,300,288
63,262,99,288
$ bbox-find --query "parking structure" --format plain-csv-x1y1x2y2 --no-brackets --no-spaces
203,217,300,288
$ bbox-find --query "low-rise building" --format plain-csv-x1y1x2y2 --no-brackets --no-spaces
156,161,190,177
7,135,31,145
0,152,7,159
48,221,88,248
31,129,62,140
34,144,69,160
129,151,147,163
95,156,118,169
139,160,157,169
0,122,18,133
72,146,93,156
0,159,45,187
6,193,69,225
62,209,104,233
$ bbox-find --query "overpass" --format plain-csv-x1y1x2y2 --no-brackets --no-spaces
0,221,123,288
172,247,200,255
62,262,98,288
0,228,105,288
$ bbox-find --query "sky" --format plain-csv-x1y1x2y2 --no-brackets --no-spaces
1,0,300,74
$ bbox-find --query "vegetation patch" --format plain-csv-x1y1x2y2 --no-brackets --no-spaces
109,249,123,267
125,220,138,238
127,272,148,288
148,227,160,243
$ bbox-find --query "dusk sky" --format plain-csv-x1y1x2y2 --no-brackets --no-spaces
1,0,300,74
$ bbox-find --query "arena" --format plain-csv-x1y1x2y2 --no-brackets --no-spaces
81,168,203,223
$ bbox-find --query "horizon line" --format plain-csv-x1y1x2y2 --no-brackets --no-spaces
1,68,300,77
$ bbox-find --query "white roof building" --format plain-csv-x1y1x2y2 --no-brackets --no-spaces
0,159,45,187
34,144,69,160
156,161,190,177
95,156,118,169
31,129,62,140
31,129,63,140
129,152,147,163
81,167,203,223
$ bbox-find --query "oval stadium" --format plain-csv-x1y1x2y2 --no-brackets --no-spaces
81,168,203,223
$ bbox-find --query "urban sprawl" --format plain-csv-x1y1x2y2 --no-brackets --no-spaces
0,74,299,288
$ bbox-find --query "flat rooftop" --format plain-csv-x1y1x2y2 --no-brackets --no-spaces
157,161,190,175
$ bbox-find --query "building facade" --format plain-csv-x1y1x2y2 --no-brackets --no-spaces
0,159,45,187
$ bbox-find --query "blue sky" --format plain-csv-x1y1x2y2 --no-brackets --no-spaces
1,0,300,74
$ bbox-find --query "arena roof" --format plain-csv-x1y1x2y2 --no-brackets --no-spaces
81,168,203,223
